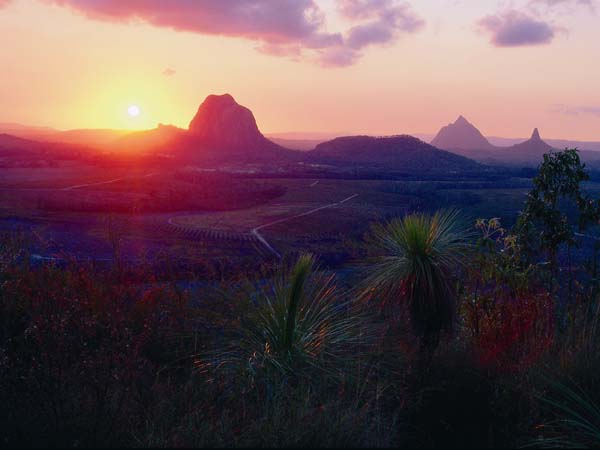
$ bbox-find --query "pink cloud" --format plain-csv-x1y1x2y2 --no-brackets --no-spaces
45,0,424,67
477,10,558,47
0,0,11,7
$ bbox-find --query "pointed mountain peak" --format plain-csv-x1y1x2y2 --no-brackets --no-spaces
431,115,494,151
531,128,541,141
455,115,470,125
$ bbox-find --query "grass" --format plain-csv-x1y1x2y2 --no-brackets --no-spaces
209,254,376,382
532,381,600,448
1,208,600,447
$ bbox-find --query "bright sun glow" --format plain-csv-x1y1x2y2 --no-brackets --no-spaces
127,105,140,117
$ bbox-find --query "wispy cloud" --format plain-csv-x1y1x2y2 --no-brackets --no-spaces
318,0,424,66
44,0,424,67
551,104,600,116
530,0,595,10
162,68,176,77
341,0,424,49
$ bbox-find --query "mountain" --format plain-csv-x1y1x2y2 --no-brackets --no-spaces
0,132,90,167
165,94,298,164
505,128,554,162
49,129,131,147
0,122,56,138
309,135,480,172
486,135,600,152
443,124,600,168
109,124,185,153
500,128,600,167
0,133,40,151
0,134,46,162
431,116,495,151
0,95,298,165
0,123,130,148
188,94,266,148
0,133,80,154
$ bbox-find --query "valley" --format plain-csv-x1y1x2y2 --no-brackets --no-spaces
2,93,599,275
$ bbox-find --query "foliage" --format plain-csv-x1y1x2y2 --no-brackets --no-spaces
3,148,600,447
533,381,600,448
213,254,374,382
363,210,471,356
461,218,554,372
516,149,600,270
0,257,191,446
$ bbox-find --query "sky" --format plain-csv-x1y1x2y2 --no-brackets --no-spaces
0,0,599,140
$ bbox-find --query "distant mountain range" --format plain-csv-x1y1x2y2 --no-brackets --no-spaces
0,123,130,148
431,116,600,167
2,98,600,171
0,95,300,165
488,136,600,152
0,95,480,173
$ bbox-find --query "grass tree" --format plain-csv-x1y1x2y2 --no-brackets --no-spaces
218,254,371,383
364,210,470,365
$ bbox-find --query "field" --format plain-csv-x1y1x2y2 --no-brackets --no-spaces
0,161,560,272
1,155,600,449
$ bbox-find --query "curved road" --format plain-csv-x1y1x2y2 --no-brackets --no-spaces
61,172,158,190
251,194,359,259
4,173,359,260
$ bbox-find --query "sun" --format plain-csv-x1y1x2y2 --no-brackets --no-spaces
127,105,140,117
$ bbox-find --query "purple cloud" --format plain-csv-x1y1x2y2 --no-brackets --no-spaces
339,0,424,49
552,104,600,116
478,10,558,47
318,46,361,68
46,1,338,45
45,0,424,67
530,0,597,14
532,0,594,7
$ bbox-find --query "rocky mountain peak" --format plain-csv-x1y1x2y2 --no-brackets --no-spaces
188,94,264,148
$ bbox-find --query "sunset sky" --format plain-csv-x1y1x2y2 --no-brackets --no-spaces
1,0,599,140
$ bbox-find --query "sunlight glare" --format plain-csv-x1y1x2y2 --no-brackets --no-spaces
128,105,141,117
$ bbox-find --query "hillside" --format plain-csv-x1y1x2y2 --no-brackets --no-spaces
309,135,480,172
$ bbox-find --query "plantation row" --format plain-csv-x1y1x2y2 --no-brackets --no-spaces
163,222,259,243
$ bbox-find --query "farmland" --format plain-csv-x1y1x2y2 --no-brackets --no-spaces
0,162,559,272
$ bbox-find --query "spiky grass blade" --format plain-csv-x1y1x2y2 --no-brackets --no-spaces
362,210,471,346
211,254,376,382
